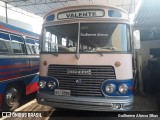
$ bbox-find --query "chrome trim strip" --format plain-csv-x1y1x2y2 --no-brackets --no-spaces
0,55,39,58
37,92,133,111
0,73,39,83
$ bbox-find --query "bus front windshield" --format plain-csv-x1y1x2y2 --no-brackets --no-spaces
42,23,131,53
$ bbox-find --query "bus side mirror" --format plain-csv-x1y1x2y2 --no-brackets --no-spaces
133,30,140,49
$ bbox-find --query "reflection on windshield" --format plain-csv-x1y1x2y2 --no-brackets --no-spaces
79,23,130,53
42,23,130,53
43,24,78,53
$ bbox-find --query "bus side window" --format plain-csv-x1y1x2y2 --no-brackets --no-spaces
0,40,10,52
31,45,36,54
34,45,39,54
26,38,39,54
34,39,40,54
31,45,39,54
29,45,35,54
10,35,25,54
26,44,32,54
0,32,12,53
11,42,24,53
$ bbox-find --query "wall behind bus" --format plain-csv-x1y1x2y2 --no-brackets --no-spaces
138,40,160,70
0,15,32,32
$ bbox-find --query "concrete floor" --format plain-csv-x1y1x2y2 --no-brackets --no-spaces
132,93,157,111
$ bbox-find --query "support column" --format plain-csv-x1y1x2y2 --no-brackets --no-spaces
5,2,8,23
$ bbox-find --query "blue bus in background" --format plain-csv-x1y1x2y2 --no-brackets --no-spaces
0,21,39,111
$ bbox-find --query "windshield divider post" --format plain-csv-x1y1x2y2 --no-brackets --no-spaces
75,22,80,60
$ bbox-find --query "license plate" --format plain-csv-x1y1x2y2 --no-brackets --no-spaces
54,89,71,96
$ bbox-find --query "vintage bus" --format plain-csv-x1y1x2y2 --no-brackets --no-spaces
0,21,39,111
37,5,140,111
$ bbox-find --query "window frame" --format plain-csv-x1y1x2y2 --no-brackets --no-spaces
42,23,78,53
79,23,131,53
26,37,39,55
10,34,25,54
0,31,39,55
0,31,13,54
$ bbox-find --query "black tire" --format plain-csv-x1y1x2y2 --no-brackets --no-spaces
55,108,65,111
2,85,22,111
55,108,71,111
157,93,160,110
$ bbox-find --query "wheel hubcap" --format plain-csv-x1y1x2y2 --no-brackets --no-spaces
5,88,19,107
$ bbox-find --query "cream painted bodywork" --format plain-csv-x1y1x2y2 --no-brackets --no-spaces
44,5,128,23
40,54,133,80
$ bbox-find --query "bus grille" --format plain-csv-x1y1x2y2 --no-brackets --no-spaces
48,65,116,97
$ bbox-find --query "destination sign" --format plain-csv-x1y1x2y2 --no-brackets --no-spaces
58,9,104,19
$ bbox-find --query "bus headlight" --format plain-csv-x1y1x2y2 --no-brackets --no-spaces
39,80,46,88
118,84,128,94
48,81,56,89
105,84,115,94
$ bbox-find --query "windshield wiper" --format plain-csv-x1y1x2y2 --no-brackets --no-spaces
102,47,115,51
51,53,58,56
97,51,103,56
75,53,80,60
95,47,115,56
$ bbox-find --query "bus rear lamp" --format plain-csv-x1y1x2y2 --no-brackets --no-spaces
39,80,46,88
105,84,115,94
43,60,48,66
115,61,121,67
47,81,56,89
118,84,128,94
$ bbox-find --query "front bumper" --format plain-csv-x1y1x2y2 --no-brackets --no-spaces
37,92,133,111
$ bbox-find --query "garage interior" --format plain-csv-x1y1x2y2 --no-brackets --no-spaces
0,0,159,111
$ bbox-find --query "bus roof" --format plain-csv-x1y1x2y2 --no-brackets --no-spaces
44,5,128,18
0,21,39,39
43,5,129,23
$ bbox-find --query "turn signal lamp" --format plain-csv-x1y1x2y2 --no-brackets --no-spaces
39,80,46,89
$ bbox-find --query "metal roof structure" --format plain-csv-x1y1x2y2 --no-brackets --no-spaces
0,0,140,17
134,0,160,41
0,0,159,41
1,0,159,41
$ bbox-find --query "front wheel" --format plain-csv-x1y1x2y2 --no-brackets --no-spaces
2,85,22,111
